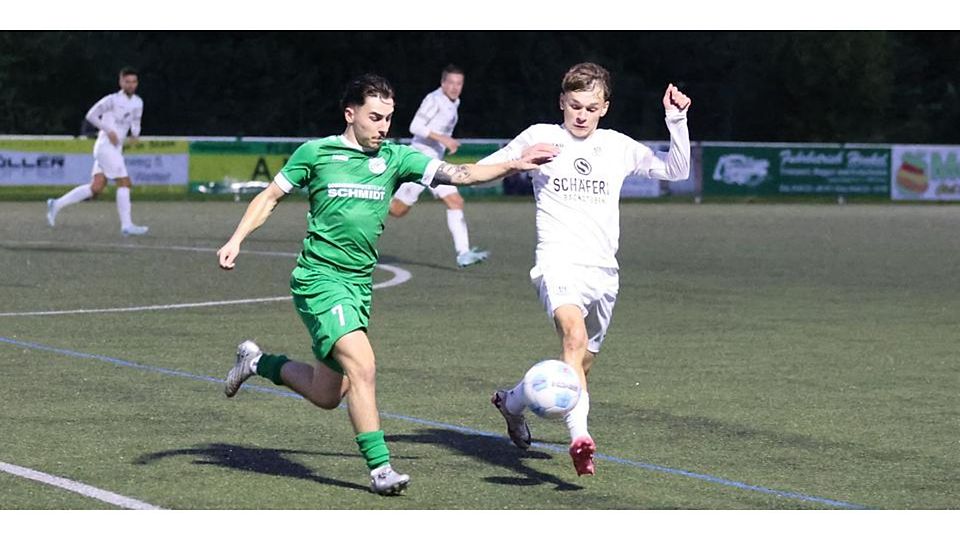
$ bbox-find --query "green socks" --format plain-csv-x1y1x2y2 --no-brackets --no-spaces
255,353,290,386
254,355,390,471
355,430,390,470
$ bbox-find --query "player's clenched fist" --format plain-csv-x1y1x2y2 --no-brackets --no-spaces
662,83,692,112
217,241,240,270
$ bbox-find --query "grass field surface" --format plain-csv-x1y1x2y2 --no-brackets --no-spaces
1,199,957,515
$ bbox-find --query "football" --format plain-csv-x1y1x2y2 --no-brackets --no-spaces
522,359,582,419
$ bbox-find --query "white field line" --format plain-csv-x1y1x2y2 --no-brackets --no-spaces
0,460,162,510
0,242,412,317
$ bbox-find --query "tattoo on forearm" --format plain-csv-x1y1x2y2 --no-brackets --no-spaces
432,163,471,186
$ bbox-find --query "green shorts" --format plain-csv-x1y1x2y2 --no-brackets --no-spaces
291,273,372,375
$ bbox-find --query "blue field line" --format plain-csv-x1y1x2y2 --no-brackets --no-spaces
0,335,866,509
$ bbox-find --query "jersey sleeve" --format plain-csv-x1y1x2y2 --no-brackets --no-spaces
627,111,691,181
477,126,537,165
84,95,113,131
275,141,316,193
409,94,440,139
395,145,442,186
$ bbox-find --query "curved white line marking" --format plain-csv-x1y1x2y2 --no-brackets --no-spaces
0,461,162,510
0,241,412,317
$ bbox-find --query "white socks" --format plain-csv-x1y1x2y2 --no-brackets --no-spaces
116,186,133,229
53,184,94,213
504,380,527,415
564,391,590,440
446,208,470,255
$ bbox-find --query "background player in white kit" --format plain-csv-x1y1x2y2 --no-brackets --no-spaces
46,67,149,236
389,65,489,268
468,62,692,476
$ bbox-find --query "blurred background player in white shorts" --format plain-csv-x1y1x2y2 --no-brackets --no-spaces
389,64,489,268
46,66,149,236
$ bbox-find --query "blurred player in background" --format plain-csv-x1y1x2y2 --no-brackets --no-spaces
46,67,148,236
216,73,553,495
389,64,489,268
441,62,692,476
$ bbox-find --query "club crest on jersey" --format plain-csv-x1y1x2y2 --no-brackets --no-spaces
574,158,592,175
368,157,387,175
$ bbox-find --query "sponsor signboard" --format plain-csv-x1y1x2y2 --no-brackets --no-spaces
891,145,960,201
703,144,890,196
0,139,189,185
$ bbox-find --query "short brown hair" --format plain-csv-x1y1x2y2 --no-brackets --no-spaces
442,64,464,81
561,62,611,101
340,73,395,111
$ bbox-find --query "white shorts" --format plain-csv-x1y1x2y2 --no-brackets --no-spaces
393,182,459,206
529,263,620,353
91,140,128,179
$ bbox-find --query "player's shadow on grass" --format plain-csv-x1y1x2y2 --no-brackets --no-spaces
134,443,368,492
387,429,582,491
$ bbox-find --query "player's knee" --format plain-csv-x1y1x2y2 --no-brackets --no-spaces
444,193,464,210
310,394,342,410
562,328,589,351
344,361,376,388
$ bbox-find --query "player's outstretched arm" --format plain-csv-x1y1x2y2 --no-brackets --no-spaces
641,84,692,181
217,182,286,270
431,143,558,186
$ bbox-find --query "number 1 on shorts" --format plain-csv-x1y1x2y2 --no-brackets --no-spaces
331,304,346,326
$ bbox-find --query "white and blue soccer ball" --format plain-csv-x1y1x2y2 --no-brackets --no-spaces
522,359,581,419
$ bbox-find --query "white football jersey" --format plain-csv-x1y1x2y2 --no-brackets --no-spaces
409,87,460,159
85,90,143,149
480,111,690,269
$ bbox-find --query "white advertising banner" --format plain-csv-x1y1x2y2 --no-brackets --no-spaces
0,139,189,186
891,145,960,201
0,151,93,185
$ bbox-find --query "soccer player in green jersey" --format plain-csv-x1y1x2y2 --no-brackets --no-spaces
216,73,555,495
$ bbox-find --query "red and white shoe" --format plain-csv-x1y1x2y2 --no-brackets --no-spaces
569,435,596,476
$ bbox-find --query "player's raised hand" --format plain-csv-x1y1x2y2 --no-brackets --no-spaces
217,241,241,270
517,143,560,169
662,84,692,112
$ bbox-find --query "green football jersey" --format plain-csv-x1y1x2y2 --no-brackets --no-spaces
277,135,436,289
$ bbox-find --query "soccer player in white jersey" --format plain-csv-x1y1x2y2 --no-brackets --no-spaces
447,62,691,476
389,65,490,268
46,67,148,236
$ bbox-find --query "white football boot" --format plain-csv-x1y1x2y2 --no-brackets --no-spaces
224,340,262,397
369,464,410,495
456,247,489,268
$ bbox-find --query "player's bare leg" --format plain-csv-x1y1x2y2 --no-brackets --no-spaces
389,198,411,218
554,305,596,475
332,331,410,495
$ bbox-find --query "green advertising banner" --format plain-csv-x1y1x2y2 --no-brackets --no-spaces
188,139,505,196
702,144,890,197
